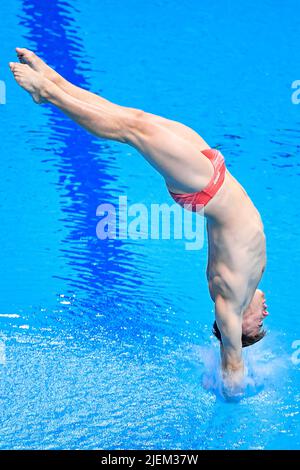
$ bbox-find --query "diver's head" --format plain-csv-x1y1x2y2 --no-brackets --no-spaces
213,289,268,348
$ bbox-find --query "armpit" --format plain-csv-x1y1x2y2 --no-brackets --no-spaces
209,272,247,307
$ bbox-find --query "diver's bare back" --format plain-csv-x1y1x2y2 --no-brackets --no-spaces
206,169,266,313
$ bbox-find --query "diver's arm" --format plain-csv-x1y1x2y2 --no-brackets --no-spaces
214,295,244,386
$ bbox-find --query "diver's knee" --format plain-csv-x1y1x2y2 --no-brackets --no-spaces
122,109,151,143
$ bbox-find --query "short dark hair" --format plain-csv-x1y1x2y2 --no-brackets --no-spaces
212,321,266,348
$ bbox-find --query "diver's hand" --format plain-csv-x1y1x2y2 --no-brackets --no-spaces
222,364,245,400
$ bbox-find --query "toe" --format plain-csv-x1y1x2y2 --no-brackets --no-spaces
16,47,30,54
14,63,23,70
16,48,36,63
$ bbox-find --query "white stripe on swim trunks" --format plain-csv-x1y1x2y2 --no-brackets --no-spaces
213,171,220,184
212,151,223,184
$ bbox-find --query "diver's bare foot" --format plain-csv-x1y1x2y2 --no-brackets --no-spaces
16,47,62,86
9,62,51,104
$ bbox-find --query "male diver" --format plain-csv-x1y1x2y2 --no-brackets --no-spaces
10,49,268,392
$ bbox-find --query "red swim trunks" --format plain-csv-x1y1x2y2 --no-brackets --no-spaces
168,148,226,211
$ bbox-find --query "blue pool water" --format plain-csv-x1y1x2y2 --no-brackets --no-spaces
1,0,300,450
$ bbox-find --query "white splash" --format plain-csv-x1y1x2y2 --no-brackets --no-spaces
0,314,20,318
0,339,6,365
196,338,287,402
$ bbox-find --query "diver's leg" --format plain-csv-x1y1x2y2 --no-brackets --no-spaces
16,48,210,152
16,47,131,113
10,62,213,193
